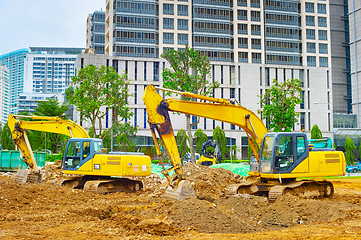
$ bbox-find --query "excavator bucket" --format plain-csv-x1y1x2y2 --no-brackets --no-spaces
164,180,196,201
14,169,42,184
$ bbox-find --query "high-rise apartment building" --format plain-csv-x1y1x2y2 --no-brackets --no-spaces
349,0,361,127
0,65,10,124
24,47,83,94
80,0,334,157
0,48,29,114
86,11,106,54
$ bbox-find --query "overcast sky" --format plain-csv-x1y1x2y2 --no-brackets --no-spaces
0,0,105,55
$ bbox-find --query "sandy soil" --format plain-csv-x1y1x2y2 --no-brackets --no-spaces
0,162,361,240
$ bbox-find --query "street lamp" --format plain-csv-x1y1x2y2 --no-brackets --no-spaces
314,102,334,144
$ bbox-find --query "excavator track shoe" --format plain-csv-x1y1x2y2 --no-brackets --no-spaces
14,169,41,184
164,180,196,201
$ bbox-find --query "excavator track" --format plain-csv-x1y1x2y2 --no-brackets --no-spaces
55,176,143,194
83,179,143,194
268,180,334,202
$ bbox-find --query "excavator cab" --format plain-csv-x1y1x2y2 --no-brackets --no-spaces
259,132,308,175
63,138,102,170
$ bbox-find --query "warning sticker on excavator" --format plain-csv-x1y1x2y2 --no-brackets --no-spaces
142,165,147,171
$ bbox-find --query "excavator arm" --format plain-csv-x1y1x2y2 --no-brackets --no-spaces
143,85,267,190
7,114,90,183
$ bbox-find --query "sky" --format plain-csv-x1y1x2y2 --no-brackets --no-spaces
0,0,105,55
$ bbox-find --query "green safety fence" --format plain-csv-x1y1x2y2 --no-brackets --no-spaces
0,150,46,171
151,163,250,178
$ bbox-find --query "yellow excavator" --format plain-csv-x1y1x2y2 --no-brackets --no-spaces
143,85,345,201
8,114,151,193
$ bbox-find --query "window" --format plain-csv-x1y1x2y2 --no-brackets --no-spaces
163,4,174,15
319,30,327,40
307,56,316,67
300,91,304,109
163,18,174,29
251,25,261,35
306,29,315,39
251,11,260,21
306,16,315,26
265,67,270,86
178,33,188,45
153,62,159,81
230,88,235,99
252,53,261,63
319,43,328,54
238,52,248,63
178,19,188,30
318,4,326,14
238,0,247,7
318,17,327,27
238,38,248,48
251,38,261,49
251,0,260,8
305,2,314,13
238,24,248,34
319,57,328,67
238,10,247,21
178,5,188,16
307,42,316,53
163,32,174,44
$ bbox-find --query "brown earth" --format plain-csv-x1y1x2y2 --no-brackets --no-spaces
0,162,361,239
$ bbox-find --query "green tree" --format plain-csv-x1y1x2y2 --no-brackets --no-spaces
35,98,69,117
113,122,138,152
176,129,190,158
161,45,219,163
1,123,15,150
258,78,302,132
65,64,133,136
0,121,2,141
345,137,357,165
213,126,228,159
311,124,323,139
194,129,208,154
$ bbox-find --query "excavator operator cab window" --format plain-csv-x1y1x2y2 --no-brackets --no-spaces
260,136,274,173
94,141,103,153
275,136,294,172
64,140,82,169
83,141,91,159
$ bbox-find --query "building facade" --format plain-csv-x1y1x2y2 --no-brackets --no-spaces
0,48,29,114
86,11,106,54
0,65,10,124
24,47,83,94
78,0,335,157
18,92,64,114
349,0,361,127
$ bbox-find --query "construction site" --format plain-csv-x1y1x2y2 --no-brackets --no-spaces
1,85,361,239
0,161,360,239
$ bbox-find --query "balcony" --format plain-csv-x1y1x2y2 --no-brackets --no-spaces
238,44,248,49
238,58,248,63
266,46,300,53
238,30,248,35
194,42,233,49
194,0,231,7
194,27,232,35
114,37,158,45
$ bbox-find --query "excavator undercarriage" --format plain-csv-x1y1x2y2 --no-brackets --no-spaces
225,177,334,201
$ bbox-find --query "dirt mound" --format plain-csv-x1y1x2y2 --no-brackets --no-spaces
180,163,242,201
